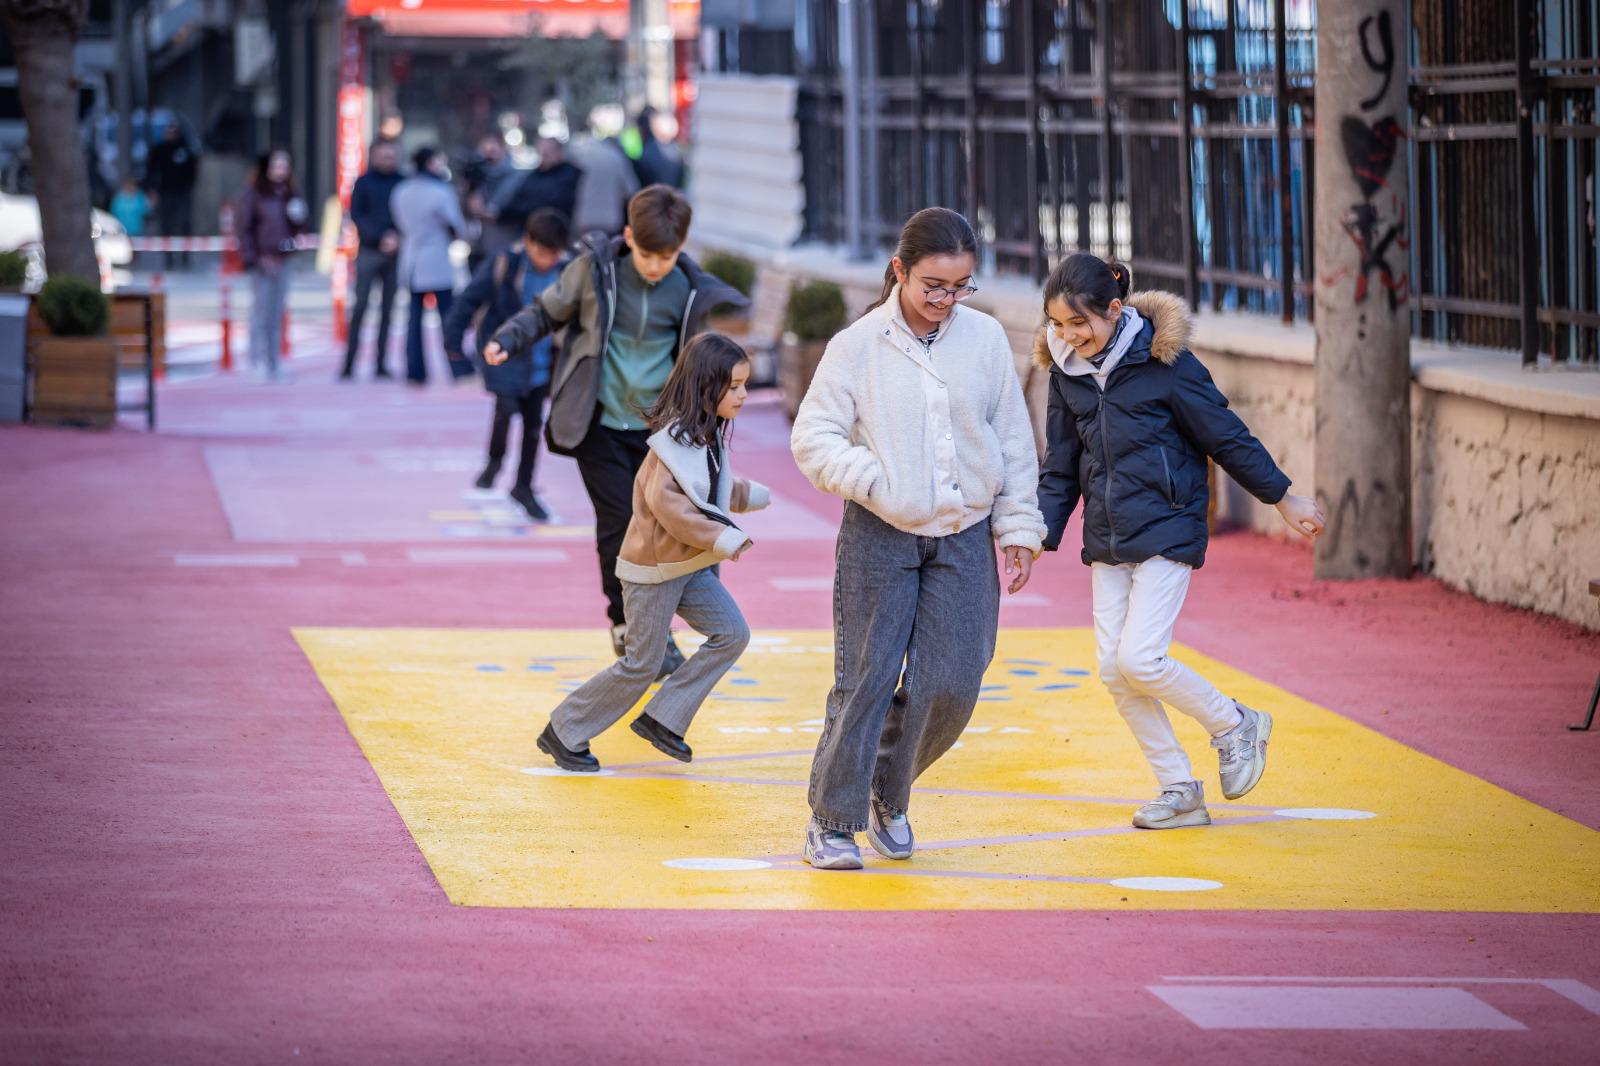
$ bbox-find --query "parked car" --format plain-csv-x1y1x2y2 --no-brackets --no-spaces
0,192,132,287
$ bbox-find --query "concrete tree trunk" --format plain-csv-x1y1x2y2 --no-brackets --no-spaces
1312,1,1413,579
0,0,98,284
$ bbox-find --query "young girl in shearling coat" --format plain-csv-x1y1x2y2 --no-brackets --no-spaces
535,333,767,772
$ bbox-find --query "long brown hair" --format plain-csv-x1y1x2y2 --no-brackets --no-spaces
645,332,749,448
865,207,979,311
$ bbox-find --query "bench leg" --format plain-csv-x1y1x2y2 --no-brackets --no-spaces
1571,670,1600,732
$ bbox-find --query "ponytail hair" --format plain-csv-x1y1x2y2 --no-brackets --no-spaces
866,206,979,312
1043,253,1131,319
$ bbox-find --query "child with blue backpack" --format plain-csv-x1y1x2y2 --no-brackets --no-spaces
1036,254,1325,830
444,208,570,521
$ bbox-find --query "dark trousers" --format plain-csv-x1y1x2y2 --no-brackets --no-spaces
343,249,398,376
158,191,192,268
405,288,455,383
486,386,549,488
574,423,651,626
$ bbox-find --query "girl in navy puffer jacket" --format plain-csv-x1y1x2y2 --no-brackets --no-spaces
1037,254,1325,831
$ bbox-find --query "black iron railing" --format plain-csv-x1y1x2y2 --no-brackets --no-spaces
789,0,1598,365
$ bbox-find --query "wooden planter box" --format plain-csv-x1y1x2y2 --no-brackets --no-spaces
31,335,117,428
779,337,828,423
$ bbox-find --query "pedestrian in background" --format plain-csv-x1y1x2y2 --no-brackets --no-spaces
145,122,198,270
390,145,468,385
237,149,308,384
443,208,572,521
340,138,404,381
569,120,639,243
629,108,685,189
489,137,581,250
465,133,519,269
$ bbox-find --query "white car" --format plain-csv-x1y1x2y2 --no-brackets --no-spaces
0,191,133,285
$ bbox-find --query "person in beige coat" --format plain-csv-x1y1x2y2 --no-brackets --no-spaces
535,334,767,773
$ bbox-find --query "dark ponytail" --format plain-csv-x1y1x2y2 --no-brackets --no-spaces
1043,253,1131,319
865,207,979,312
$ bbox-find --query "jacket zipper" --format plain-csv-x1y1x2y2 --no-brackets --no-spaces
679,289,698,350
1097,391,1118,560
638,281,649,341
1160,447,1179,509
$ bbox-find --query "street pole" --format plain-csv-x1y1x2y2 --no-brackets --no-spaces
112,0,132,184
839,0,864,261
1312,1,1413,579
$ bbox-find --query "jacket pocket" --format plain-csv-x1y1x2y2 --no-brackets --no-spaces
1159,447,1180,510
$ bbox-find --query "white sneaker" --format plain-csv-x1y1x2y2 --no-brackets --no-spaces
1212,703,1273,799
1132,780,1211,829
866,797,914,860
802,819,863,870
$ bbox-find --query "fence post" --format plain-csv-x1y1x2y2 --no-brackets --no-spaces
1178,1,1198,309
1513,0,1541,366
1274,0,1295,323
1312,0,1413,579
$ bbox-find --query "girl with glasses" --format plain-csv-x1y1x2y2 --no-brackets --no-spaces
789,207,1046,869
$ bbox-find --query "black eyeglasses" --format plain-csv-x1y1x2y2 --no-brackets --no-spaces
921,282,979,304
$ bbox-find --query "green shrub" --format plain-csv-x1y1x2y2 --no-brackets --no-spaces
0,249,27,288
701,251,756,298
784,279,847,343
36,275,109,337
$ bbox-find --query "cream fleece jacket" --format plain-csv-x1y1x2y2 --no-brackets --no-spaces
790,289,1046,551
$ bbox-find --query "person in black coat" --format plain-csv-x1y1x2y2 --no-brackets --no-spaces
341,139,405,380
145,122,199,268
1036,253,1325,833
443,209,572,521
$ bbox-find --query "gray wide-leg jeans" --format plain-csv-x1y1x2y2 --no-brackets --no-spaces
550,567,750,749
807,503,1000,833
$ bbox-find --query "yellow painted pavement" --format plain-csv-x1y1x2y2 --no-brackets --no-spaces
294,627,1600,912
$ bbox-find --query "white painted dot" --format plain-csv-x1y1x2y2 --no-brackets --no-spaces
1109,876,1224,893
662,858,772,872
519,766,616,777
1273,807,1377,820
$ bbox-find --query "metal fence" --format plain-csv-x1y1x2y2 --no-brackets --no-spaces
791,0,1598,365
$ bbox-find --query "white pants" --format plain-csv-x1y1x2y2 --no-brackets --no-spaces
1091,557,1242,787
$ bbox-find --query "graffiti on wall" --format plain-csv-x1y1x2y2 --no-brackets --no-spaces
1321,10,1411,310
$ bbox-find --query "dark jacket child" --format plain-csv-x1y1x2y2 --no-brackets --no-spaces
534,333,767,773
445,209,571,521
1035,254,1325,832
485,184,749,678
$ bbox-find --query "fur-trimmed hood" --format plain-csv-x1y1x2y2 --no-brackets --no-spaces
1031,289,1193,370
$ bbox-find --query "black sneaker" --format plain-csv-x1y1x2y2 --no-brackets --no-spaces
630,714,692,762
508,484,549,521
475,462,501,490
374,368,394,380
536,722,600,772
656,634,685,681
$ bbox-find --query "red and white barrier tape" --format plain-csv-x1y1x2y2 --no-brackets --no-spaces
126,235,321,252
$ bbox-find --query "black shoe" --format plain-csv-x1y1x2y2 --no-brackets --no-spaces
656,634,685,681
337,369,354,381
508,484,549,521
475,462,500,490
537,722,600,772
630,714,692,763
374,368,394,380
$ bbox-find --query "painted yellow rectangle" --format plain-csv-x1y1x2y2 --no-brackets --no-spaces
293,627,1600,912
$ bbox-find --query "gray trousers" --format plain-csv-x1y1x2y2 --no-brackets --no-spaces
808,503,1000,833
550,567,751,749
249,260,291,375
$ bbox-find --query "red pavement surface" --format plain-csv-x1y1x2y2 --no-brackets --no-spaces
3,329,1597,1063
